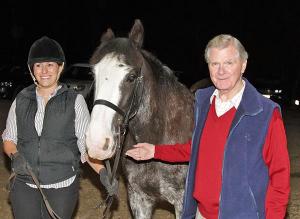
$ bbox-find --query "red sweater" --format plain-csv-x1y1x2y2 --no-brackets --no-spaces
193,101,236,219
154,104,290,219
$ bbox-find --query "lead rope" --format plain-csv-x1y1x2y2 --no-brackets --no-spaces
102,125,126,219
7,169,62,219
101,76,144,219
81,124,130,219
27,168,62,219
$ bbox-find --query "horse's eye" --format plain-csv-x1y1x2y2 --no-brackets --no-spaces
118,64,125,67
126,74,137,82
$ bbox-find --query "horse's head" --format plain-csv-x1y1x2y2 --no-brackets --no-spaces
86,19,146,160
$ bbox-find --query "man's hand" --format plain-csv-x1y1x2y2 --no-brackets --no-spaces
125,143,155,160
11,152,30,176
99,168,118,197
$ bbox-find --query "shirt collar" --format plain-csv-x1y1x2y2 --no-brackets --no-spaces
210,80,245,109
35,85,62,99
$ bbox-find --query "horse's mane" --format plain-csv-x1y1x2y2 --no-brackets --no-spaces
90,37,192,103
141,50,177,82
141,49,191,98
90,38,132,65
139,49,194,131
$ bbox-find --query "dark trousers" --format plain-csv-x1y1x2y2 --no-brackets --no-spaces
9,177,79,219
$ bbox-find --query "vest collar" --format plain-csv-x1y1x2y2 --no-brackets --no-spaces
20,83,69,100
238,78,263,116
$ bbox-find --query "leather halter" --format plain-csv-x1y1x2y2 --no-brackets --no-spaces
92,61,145,218
93,99,125,117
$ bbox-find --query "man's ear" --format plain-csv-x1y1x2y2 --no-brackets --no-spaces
241,60,247,74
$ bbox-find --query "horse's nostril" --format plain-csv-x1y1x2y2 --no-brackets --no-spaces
103,138,110,150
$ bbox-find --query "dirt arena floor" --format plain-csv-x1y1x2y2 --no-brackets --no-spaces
0,99,299,219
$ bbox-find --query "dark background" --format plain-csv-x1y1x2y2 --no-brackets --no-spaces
1,0,300,92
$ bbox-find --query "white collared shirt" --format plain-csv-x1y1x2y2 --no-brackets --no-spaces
210,80,245,117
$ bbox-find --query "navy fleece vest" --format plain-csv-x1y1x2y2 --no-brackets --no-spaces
181,79,279,219
15,84,79,184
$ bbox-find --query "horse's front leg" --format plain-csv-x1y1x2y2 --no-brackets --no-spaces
161,186,184,219
174,198,183,219
127,184,155,219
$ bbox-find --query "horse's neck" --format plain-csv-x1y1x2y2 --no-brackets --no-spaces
131,81,194,145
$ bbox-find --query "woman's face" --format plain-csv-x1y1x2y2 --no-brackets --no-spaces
33,62,63,89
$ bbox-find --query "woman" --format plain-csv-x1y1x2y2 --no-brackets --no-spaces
2,36,116,219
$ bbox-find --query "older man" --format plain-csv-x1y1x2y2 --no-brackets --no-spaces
126,34,290,219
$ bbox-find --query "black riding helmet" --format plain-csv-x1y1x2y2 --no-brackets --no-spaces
27,36,66,68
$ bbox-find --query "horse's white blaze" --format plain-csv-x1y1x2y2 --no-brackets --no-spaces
86,54,131,160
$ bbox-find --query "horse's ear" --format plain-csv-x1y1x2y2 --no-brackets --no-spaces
101,28,115,43
129,19,144,49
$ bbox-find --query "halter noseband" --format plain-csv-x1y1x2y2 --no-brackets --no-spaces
93,99,125,117
93,63,144,129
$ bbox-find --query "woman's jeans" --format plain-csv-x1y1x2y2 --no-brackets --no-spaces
9,176,79,219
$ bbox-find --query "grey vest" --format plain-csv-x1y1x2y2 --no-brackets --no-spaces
16,84,79,184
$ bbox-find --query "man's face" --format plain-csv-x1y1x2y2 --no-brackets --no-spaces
207,44,247,97
33,62,62,89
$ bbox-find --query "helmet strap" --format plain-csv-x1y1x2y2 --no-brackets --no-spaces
28,64,40,87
